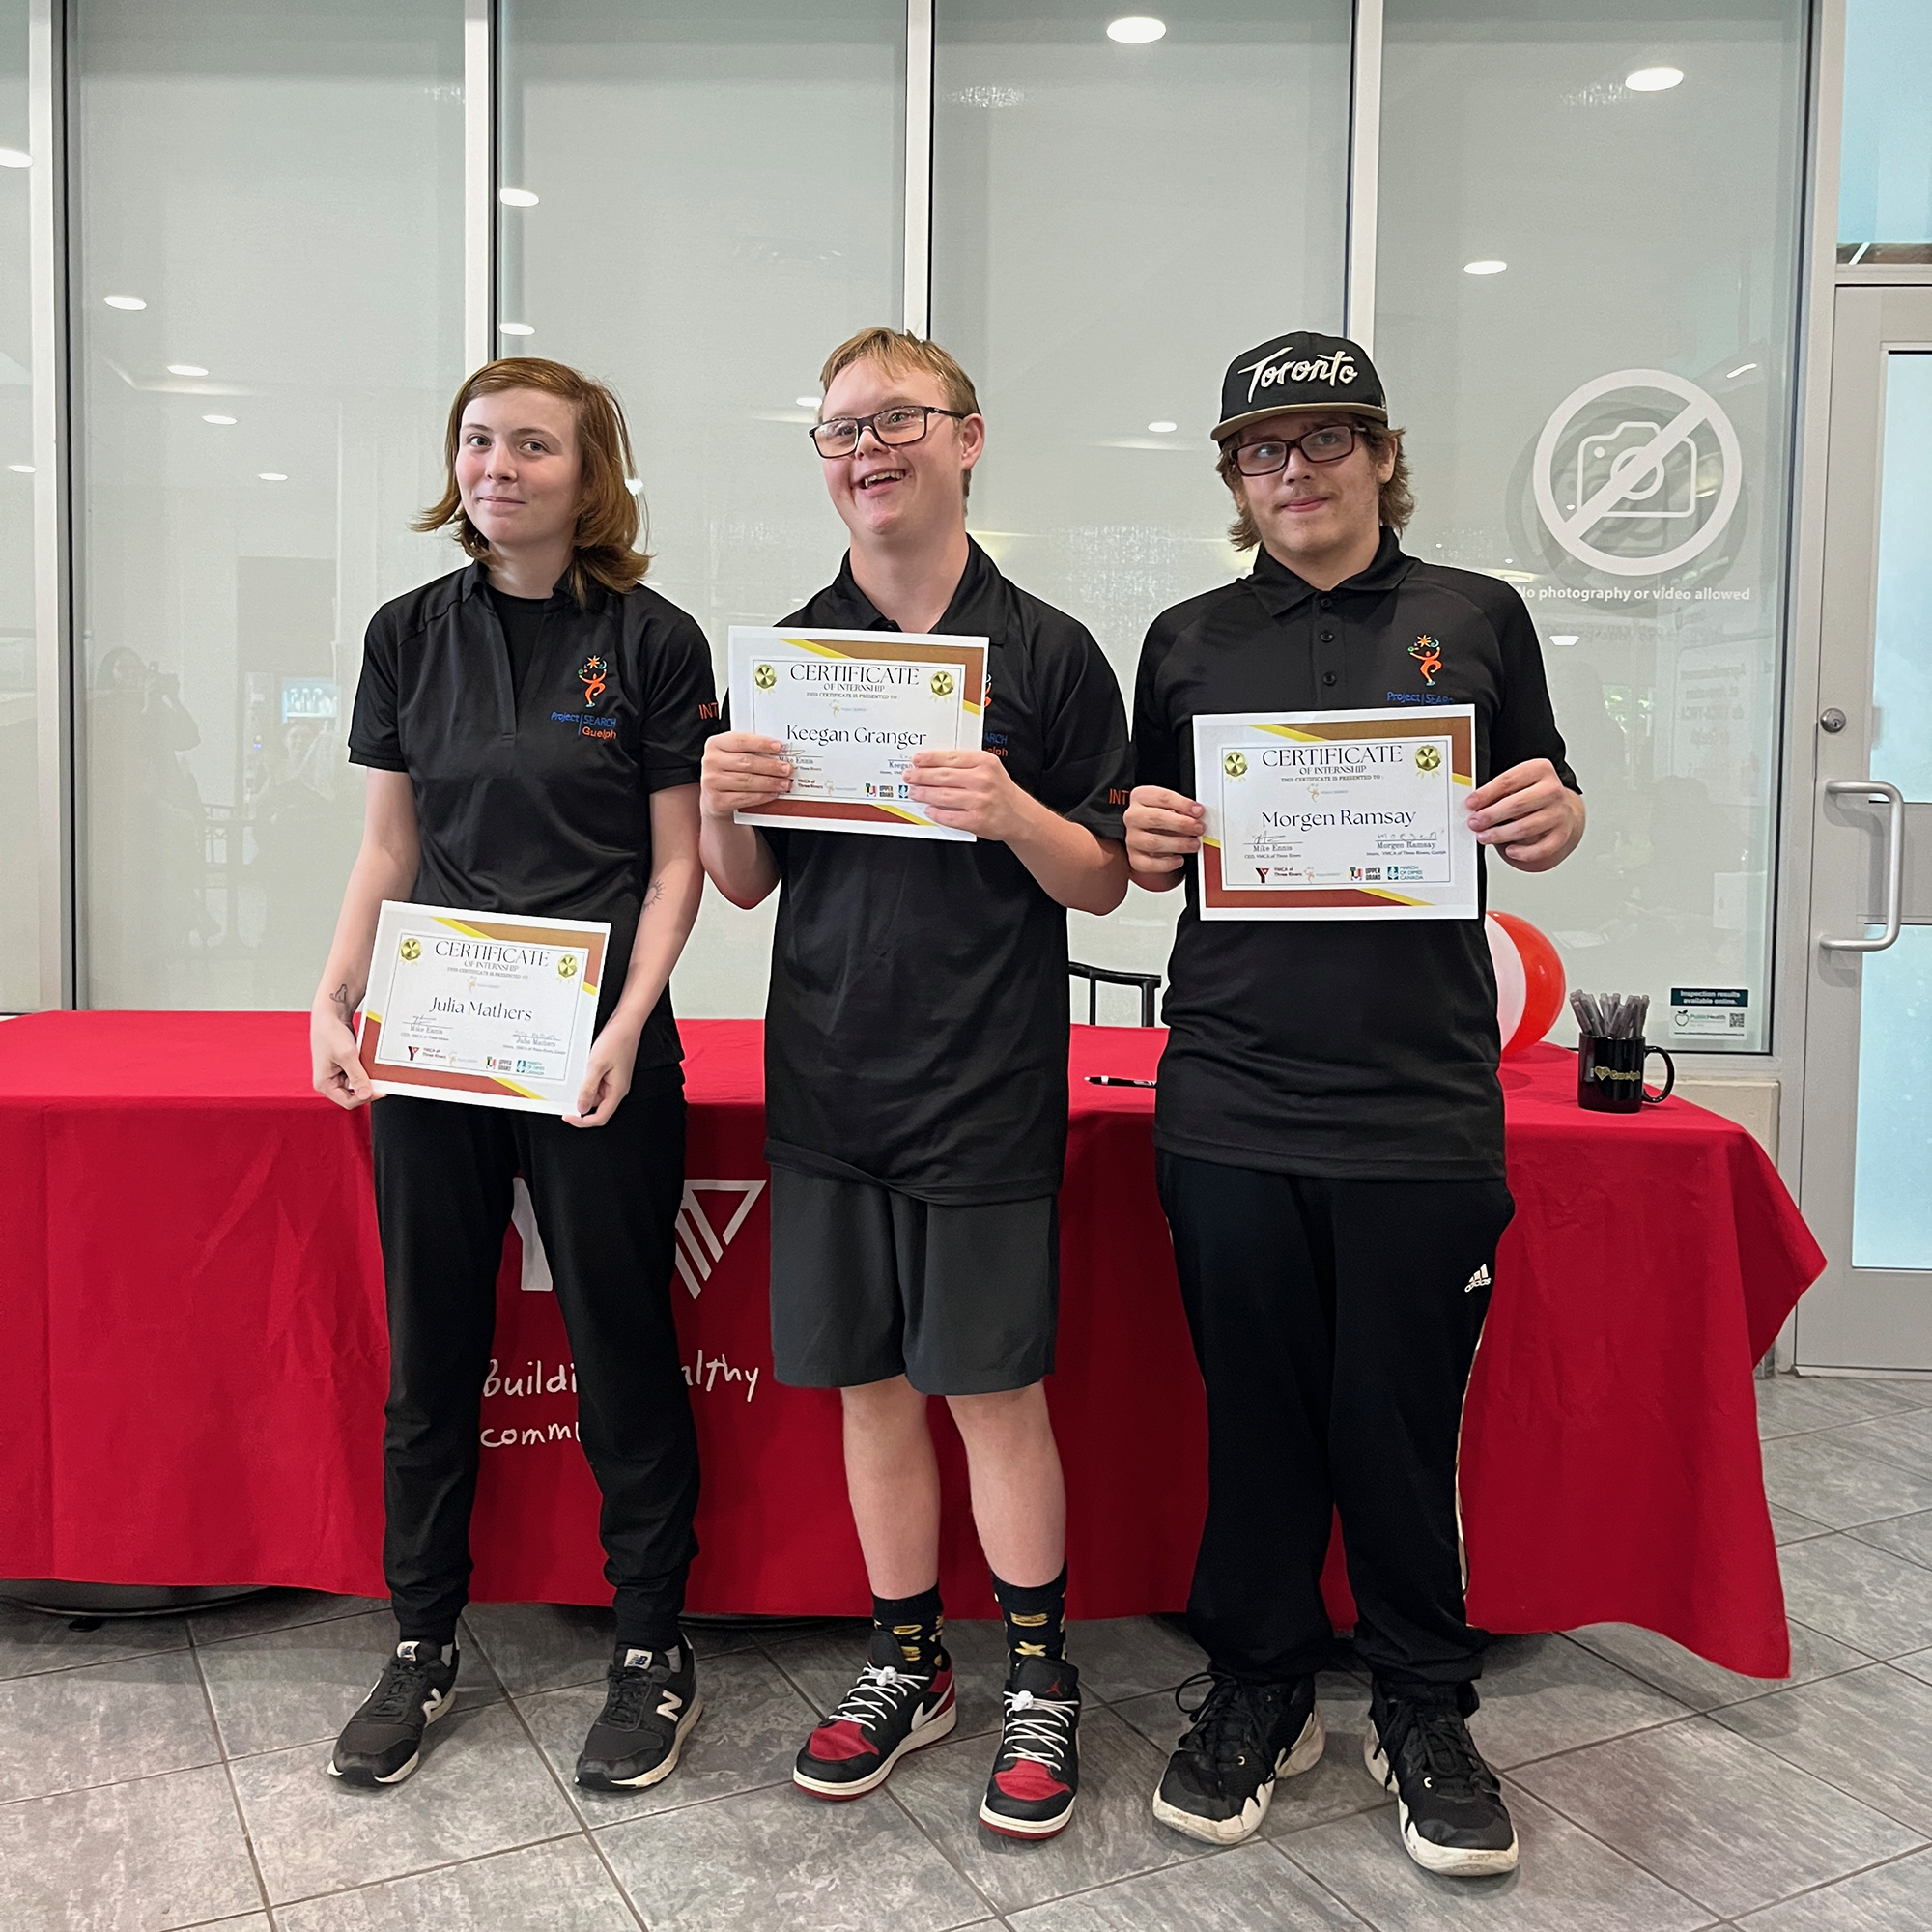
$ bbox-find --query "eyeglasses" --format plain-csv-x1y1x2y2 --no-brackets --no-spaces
809,405,969,458
1231,423,1365,476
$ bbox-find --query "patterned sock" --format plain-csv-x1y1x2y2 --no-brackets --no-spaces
992,1564,1067,1663
872,1584,946,1672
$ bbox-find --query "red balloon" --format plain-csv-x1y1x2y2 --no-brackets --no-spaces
1487,910,1567,1057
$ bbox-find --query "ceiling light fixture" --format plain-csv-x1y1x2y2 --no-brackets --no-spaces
1463,259,1507,275
1725,361,1758,378
795,396,821,410
1147,420,1177,434
103,294,147,310
0,146,30,168
1107,16,1167,45
8,463,34,474
202,413,237,425
624,476,642,494
258,471,288,482
499,322,535,337
498,187,539,207
1625,66,1683,92
167,363,210,377
1550,634,1580,646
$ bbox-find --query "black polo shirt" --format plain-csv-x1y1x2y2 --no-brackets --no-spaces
755,540,1132,1204
1133,530,1578,1180
348,561,717,1079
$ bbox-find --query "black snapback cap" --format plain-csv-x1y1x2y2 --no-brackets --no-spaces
1212,331,1387,441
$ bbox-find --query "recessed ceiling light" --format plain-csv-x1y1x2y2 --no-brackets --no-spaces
499,322,535,337
167,363,210,377
1725,361,1758,378
202,413,237,425
1107,16,1166,44
103,294,147,310
1147,420,1178,434
624,476,642,494
0,146,29,169
258,471,288,482
795,396,821,410
8,463,34,474
1626,66,1683,92
498,187,539,207
1551,634,1579,646
1463,259,1508,275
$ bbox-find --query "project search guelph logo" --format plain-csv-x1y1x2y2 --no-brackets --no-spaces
578,656,609,705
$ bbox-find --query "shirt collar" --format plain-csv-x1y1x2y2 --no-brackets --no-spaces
821,536,1001,634
461,557,602,614
1246,526,1408,617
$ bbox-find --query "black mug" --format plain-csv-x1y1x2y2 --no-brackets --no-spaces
1577,1035,1676,1112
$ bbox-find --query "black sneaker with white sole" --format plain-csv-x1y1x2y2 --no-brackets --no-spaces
329,1639,458,1786
1363,1682,1519,1877
980,1655,1081,1839
576,1642,702,1790
1152,1671,1324,1845
793,1625,956,1800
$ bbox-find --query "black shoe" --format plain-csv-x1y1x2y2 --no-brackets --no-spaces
576,1642,703,1790
328,1639,458,1786
1151,1671,1324,1845
793,1625,956,1800
980,1655,1081,1840
1364,1683,1519,1876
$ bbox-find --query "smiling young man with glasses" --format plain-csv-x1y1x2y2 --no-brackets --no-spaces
699,327,1131,1840
1124,331,1583,1877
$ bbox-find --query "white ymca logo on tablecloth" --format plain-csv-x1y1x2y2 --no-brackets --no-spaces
512,1177,766,1298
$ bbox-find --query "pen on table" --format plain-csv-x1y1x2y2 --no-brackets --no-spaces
1086,1075,1155,1089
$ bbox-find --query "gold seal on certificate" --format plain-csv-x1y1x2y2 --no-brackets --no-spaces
728,627,988,841
357,902,610,1113
1192,706,1479,921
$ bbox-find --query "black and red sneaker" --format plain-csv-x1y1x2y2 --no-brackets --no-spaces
979,1655,1081,1840
792,1626,957,1800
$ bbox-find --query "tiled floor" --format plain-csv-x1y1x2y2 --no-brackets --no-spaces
5,1374,1932,1930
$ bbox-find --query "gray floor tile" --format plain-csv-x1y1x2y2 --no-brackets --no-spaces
231,1697,578,1905
0,1645,220,1804
1713,1662,1932,1835
456,1601,618,1695
197,1606,502,1759
1893,1648,1932,1689
1821,1408,1932,1483
1511,1714,1921,1918
887,1704,1193,1918
1569,1620,1872,1715
1463,1633,1690,1769
0,1600,191,1681
1756,1377,1930,1441
0,1761,263,1932
1759,1433,1932,1531
274,1836,636,1931
1281,1781,1710,1932
596,1777,986,1932
1770,1505,1833,1547
1845,1508,1932,1575
765,1616,1013,1743
186,1590,389,1646
176,1918,271,1930
1008,1840,1368,1930
1067,1616,1208,1704
1779,1535,1932,1658
522,1644,814,1824
1735,1846,1932,1930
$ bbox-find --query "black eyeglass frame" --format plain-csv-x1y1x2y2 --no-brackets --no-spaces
808,405,971,458
1229,422,1371,476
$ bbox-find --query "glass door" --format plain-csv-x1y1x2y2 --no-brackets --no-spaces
1799,284,1932,1372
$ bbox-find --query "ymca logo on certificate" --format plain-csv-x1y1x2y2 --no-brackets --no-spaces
1192,706,1478,922
728,627,987,841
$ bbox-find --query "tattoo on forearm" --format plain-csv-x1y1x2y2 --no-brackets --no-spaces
642,879,665,910
329,981,351,1013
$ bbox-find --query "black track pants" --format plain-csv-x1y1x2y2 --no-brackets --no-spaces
1156,1151,1513,1691
371,1084,699,1648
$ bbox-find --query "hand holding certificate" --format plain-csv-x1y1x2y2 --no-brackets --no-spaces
726,627,987,840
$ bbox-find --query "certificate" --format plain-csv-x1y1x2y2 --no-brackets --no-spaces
356,902,610,1113
1192,706,1479,921
728,626,987,841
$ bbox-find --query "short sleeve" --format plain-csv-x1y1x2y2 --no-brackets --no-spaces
641,609,721,792
1490,589,1580,794
347,610,407,772
1130,618,1182,796
1034,623,1132,838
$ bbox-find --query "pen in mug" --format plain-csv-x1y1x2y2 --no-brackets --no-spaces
1086,1075,1155,1089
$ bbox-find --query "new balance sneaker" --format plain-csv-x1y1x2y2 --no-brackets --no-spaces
328,1639,458,1786
1151,1671,1324,1845
576,1642,702,1790
1363,1683,1519,1876
793,1625,956,1799
980,1655,1081,1839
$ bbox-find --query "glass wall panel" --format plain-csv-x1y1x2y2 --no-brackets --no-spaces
500,0,906,1020
1840,0,1932,259
73,0,466,1009
1378,0,1805,1051
932,0,1351,991
0,0,34,1009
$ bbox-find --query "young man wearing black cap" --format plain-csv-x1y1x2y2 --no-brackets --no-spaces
1125,332,1582,1877
700,327,1132,1841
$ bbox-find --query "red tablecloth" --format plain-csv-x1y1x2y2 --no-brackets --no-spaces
0,1013,1823,1676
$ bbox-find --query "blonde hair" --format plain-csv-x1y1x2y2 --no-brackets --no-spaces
817,327,982,505
1217,423,1415,550
415,357,650,601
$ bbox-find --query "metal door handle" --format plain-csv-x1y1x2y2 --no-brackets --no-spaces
1820,779,1906,952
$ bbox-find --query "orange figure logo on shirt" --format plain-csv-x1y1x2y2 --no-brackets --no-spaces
579,656,609,706
1409,636,1442,686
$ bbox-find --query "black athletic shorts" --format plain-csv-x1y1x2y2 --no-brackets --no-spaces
768,1168,1060,1396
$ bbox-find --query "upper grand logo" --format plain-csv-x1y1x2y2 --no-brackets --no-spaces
1409,636,1442,685
1223,750,1248,779
398,936,421,961
930,669,955,698
578,656,609,706
753,663,777,690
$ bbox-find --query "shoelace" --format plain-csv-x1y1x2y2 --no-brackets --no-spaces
1173,1671,1267,1768
366,1654,440,1722
1380,1699,1498,1800
998,1688,1078,1767
829,1662,927,1729
603,1658,668,1728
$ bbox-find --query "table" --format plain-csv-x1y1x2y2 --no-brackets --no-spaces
0,1013,1823,1677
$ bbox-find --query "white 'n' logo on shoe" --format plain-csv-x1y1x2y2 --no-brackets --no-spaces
1463,1264,1492,1293
657,1691,683,1720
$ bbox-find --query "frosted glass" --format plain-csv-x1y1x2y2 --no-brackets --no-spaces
1841,0,1932,247
0,0,33,1009
1870,355,1932,804
1853,929,1932,1268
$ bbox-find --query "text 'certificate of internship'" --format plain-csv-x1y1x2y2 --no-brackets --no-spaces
728,627,987,841
357,902,609,1113
1192,706,1479,922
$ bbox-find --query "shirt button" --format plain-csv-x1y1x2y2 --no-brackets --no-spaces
1318,595,1334,609
1319,630,1335,642
1322,671,1338,687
